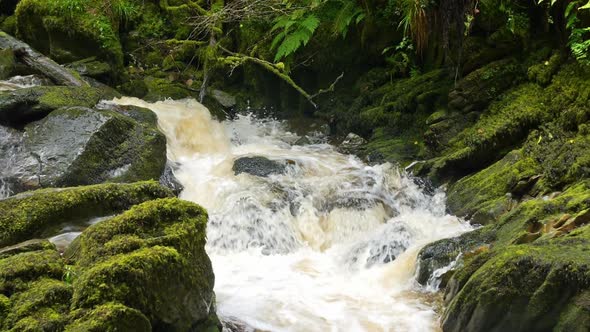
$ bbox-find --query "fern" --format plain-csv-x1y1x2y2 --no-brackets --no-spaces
271,14,320,62
331,1,365,38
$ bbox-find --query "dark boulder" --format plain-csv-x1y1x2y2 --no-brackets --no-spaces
416,228,495,286
0,86,105,128
233,156,289,177
1,106,166,193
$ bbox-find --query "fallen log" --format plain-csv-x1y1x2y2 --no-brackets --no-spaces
0,31,87,86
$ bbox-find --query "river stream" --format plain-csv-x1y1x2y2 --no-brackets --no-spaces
113,97,470,332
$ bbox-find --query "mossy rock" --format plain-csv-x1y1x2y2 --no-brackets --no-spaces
416,227,496,286
66,58,112,81
15,0,126,75
446,150,541,222
3,105,167,193
3,278,72,331
72,198,218,331
442,241,590,332
65,303,151,332
527,51,564,86
0,181,172,247
143,77,197,102
0,248,63,289
0,86,106,128
0,48,15,80
441,181,590,332
448,58,525,114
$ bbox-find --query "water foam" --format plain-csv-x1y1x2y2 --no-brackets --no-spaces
113,97,470,332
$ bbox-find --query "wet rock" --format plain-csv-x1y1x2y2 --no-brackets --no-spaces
66,57,111,80
416,228,495,286
338,133,367,154
0,239,54,259
0,86,104,128
345,222,413,268
5,74,53,87
159,161,184,196
0,181,172,247
2,106,167,192
233,156,288,177
211,89,237,108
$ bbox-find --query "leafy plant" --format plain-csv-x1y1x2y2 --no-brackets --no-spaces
382,37,416,76
539,0,590,65
330,0,366,38
270,11,320,62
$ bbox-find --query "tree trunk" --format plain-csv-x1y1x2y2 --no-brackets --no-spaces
0,31,87,86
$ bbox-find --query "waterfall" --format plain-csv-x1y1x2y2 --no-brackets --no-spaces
113,97,471,332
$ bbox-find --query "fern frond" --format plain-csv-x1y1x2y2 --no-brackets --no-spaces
271,31,287,50
300,15,320,33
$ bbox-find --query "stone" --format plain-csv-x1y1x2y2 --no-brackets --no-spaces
338,133,367,154
1,106,166,193
233,156,288,177
0,181,172,247
211,89,237,108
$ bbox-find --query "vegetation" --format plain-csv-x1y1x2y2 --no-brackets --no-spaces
0,0,589,330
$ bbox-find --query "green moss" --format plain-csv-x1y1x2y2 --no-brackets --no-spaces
0,48,15,80
527,52,564,86
14,0,133,73
75,198,208,266
3,278,71,330
37,86,102,110
143,77,196,102
72,198,216,331
65,303,151,332
446,150,540,221
0,181,173,247
0,15,16,35
554,290,590,332
0,250,63,294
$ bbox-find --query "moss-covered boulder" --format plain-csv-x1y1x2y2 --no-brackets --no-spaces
65,303,152,332
0,86,106,128
0,181,172,247
15,0,127,75
448,58,524,114
0,191,218,331
71,198,219,331
440,181,590,332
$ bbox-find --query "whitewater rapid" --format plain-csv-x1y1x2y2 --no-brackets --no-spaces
113,97,471,332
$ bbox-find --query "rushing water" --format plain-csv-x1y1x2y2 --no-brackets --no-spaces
113,97,470,332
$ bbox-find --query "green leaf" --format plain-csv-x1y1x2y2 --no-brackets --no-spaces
271,31,287,50
300,15,320,33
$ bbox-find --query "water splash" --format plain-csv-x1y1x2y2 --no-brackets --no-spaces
113,97,471,332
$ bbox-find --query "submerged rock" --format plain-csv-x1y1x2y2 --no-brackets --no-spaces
233,156,288,177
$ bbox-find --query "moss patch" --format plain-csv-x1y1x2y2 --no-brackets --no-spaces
0,181,172,247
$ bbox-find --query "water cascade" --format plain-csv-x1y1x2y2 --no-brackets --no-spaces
113,97,471,332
